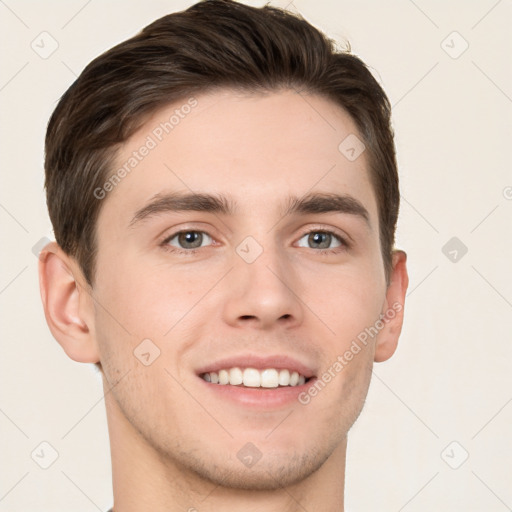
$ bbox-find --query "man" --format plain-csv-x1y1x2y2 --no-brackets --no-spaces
38,0,408,510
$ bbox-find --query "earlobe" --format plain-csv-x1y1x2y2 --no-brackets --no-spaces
38,242,100,363
374,250,409,363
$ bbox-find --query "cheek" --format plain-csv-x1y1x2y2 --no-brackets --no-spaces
92,257,223,379
306,266,385,345
94,255,197,339
303,264,383,414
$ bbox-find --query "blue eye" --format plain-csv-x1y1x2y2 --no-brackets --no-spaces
160,228,348,255
296,231,344,251
164,230,213,250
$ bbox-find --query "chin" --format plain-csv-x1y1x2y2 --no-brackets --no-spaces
174,445,330,491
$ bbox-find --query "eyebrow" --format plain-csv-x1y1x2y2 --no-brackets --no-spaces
129,191,371,228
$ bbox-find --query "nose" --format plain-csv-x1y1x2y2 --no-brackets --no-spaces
221,240,304,330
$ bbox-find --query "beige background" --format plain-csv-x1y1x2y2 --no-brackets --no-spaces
1,1,511,511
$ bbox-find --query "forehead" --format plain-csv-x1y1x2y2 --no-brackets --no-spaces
101,88,378,225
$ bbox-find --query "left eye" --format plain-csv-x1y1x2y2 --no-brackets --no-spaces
162,229,344,253
165,231,213,250
296,231,343,250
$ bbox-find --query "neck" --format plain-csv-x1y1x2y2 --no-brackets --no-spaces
104,384,346,512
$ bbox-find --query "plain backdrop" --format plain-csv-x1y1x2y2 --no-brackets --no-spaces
1,1,511,511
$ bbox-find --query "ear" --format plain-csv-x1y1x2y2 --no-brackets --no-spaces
374,250,409,363
38,241,100,363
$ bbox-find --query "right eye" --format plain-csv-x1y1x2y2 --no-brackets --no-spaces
162,230,214,252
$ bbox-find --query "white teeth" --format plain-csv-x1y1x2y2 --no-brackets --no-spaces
229,367,243,385
243,368,261,387
278,369,290,386
260,369,279,388
218,369,229,385
201,367,309,388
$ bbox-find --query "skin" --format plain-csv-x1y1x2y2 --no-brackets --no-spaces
39,88,408,511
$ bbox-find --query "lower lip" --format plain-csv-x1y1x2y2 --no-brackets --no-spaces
197,376,317,408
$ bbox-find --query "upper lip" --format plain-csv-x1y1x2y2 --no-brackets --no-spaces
195,354,317,379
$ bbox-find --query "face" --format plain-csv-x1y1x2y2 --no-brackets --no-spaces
92,89,392,490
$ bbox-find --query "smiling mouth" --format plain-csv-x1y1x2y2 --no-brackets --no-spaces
200,367,313,388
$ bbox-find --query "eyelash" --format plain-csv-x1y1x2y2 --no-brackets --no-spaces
159,228,350,256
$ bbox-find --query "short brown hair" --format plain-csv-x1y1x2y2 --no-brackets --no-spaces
45,0,399,288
